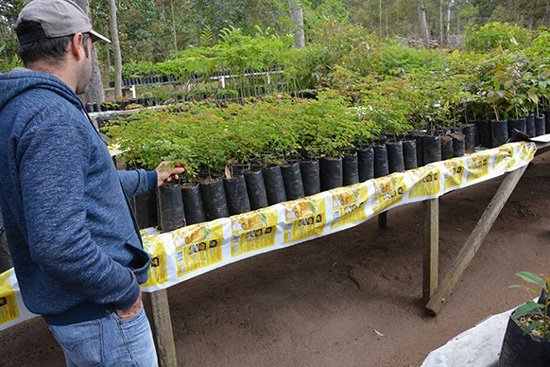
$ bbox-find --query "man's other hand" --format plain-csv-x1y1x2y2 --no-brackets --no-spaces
116,290,143,320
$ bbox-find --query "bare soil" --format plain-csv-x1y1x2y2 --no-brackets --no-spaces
1,154,549,367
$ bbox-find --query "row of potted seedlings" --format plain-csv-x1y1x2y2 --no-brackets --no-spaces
128,105,550,232
475,111,549,147
110,75,178,88
132,125,483,232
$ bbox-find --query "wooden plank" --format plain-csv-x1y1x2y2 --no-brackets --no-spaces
150,289,178,367
423,198,439,303
378,212,388,229
425,166,528,315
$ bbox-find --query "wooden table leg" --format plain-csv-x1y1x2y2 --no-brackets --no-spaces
378,212,388,228
150,289,178,367
423,198,439,303
425,166,528,315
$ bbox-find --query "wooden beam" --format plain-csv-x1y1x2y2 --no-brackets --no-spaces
150,289,178,367
425,166,528,315
378,212,388,228
423,198,439,303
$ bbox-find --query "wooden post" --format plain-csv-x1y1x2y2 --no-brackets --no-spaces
426,166,527,315
378,212,387,228
150,289,178,367
423,198,439,303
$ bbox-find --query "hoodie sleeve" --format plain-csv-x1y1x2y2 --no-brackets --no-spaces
117,169,157,198
17,108,140,310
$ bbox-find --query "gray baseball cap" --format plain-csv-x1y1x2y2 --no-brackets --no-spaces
15,0,111,45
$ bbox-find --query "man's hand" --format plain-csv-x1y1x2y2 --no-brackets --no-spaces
116,290,143,320
156,161,185,187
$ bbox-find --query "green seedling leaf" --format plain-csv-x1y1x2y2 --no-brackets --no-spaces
516,272,547,289
513,301,543,320
522,322,538,336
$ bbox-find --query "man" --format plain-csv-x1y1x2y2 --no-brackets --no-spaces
0,0,183,365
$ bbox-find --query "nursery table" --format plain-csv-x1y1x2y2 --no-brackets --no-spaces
0,142,541,367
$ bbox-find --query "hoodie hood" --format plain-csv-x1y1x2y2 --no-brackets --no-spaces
0,68,82,113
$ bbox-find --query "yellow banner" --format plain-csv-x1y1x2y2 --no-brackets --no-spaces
373,174,408,213
283,196,326,243
230,208,279,257
142,234,169,287
331,184,369,229
0,272,18,325
173,222,224,277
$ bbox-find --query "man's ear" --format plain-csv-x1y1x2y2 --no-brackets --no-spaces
69,33,85,60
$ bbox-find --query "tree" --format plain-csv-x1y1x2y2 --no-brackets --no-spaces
108,0,123,98
289,0,305,48
74,0,106,103
418,0,431,48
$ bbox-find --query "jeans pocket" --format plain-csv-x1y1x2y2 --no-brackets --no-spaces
112,307,145,328
49,321,103,366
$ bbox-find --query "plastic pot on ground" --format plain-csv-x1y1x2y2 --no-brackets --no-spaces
498,310,550,367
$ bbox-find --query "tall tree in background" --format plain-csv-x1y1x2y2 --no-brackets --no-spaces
108,0,122,97
290,1,305,48
74,0,105,103
418,0,431,48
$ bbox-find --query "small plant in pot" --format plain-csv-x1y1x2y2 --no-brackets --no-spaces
499,271,550,367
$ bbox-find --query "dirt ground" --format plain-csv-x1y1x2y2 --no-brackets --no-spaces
1,153,548,367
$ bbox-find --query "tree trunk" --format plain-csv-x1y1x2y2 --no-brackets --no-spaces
108,0,123,98
379,0,382,36
446,0,451,45
73,0,105,103
418,0,430,49
439,0,444,46
170,0,178,51
456,0,461,34
289,1,305,48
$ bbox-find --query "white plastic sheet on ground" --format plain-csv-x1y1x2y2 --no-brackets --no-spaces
0,142,537,331
421,308,513,367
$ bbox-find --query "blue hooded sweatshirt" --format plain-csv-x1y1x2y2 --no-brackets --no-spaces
0,69,157,325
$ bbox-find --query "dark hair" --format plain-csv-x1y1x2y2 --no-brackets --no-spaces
15,20,73,66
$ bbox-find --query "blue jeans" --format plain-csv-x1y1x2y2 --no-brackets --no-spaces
49,308,158,367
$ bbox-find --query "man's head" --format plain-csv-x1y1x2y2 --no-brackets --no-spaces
14,0,110,94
